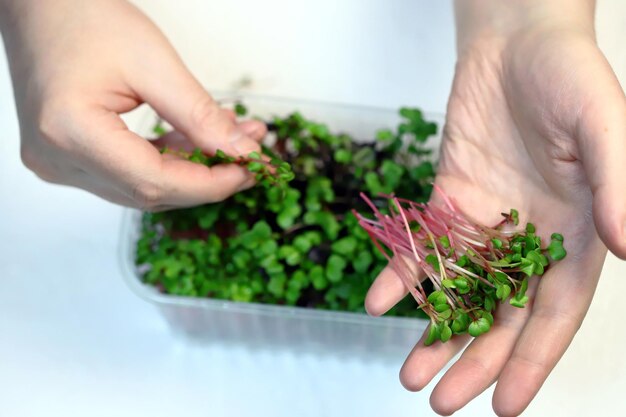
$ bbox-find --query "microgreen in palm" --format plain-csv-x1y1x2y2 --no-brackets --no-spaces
355,187,567,344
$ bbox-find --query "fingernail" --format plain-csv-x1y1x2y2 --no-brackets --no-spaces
247,124,264,138
240,121,266,139
230,135,259,156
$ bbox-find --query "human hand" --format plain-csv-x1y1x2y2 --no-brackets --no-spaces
365,1,626,415
0,0,266,210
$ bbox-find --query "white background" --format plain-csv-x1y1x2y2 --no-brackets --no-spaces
1,1,625,416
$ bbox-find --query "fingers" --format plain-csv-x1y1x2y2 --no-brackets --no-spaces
429,281,537,416
151,120,267,153
156,158,255,207
575,53,626,259
400,327,470,392
238,119,268,141
129,49,260,157
151,130,196,153
365,265,410,316
492,241,605,417
71,114,255,208
365,261,425,316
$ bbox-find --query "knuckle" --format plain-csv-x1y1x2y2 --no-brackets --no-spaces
20,146,40,172
132,180,163,210
37,97,76,149
20,145,61,183
535,306,583,332
190,96,221,131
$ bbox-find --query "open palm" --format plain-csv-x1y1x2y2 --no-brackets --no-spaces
366,27,626,416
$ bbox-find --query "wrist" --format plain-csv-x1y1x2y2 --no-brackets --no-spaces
454,0,596,53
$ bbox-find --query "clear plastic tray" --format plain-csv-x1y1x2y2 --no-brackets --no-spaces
119,94,442,360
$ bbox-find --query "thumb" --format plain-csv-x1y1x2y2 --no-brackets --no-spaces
577,64,626,259
131,54,260,157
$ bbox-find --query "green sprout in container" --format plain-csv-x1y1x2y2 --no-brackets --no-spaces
137,103,439,316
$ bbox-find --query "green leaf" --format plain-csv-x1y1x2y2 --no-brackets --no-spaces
510,294,529,308
453,278,469,290
251,220,272,238
247,161,264,172
256,240,278,258
439,235,450,249
261,257,284,275
152,120,168,136
353,147,375,168
468,321,482,337
547,238,567,261
468,317,491,337
434,303,451,313
278,245,302,266
285,286,301,305
425,323,440,346
409,161,435,181
189,148,209,164
326,254,347,283
519,277,529,295
305,177,335,211
333,149,352,164
484,296,495,312
352,251,373,273
442,279,456,288
364,172,385,195
331,236,358,256
481,311,494,326
520,258,535,277
198,206,220,229
496,284,511,301
303,211,340,240
248,151,261,160
267,273,286,297
310,265,327,290
375,129,394,142
425,254,440,272
276,203,302,229
440,324,452,342
491,238,503,249
409,220,421,232
380,160,405,190
493,271,509,284
232,250,252,270
427,290,447,306
438,309,452,320
293,231,322,253
451,314,470,333
234,102,247,116
551,233,564,242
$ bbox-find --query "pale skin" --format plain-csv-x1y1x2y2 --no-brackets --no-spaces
0,0,267,210
366,1,626,416
1,0,625,416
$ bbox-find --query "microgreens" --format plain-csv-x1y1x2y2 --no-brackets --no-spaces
355,188,567,345
137,103,438,316
161,147,295,189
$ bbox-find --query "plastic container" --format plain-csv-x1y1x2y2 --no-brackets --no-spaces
119,94,442,360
